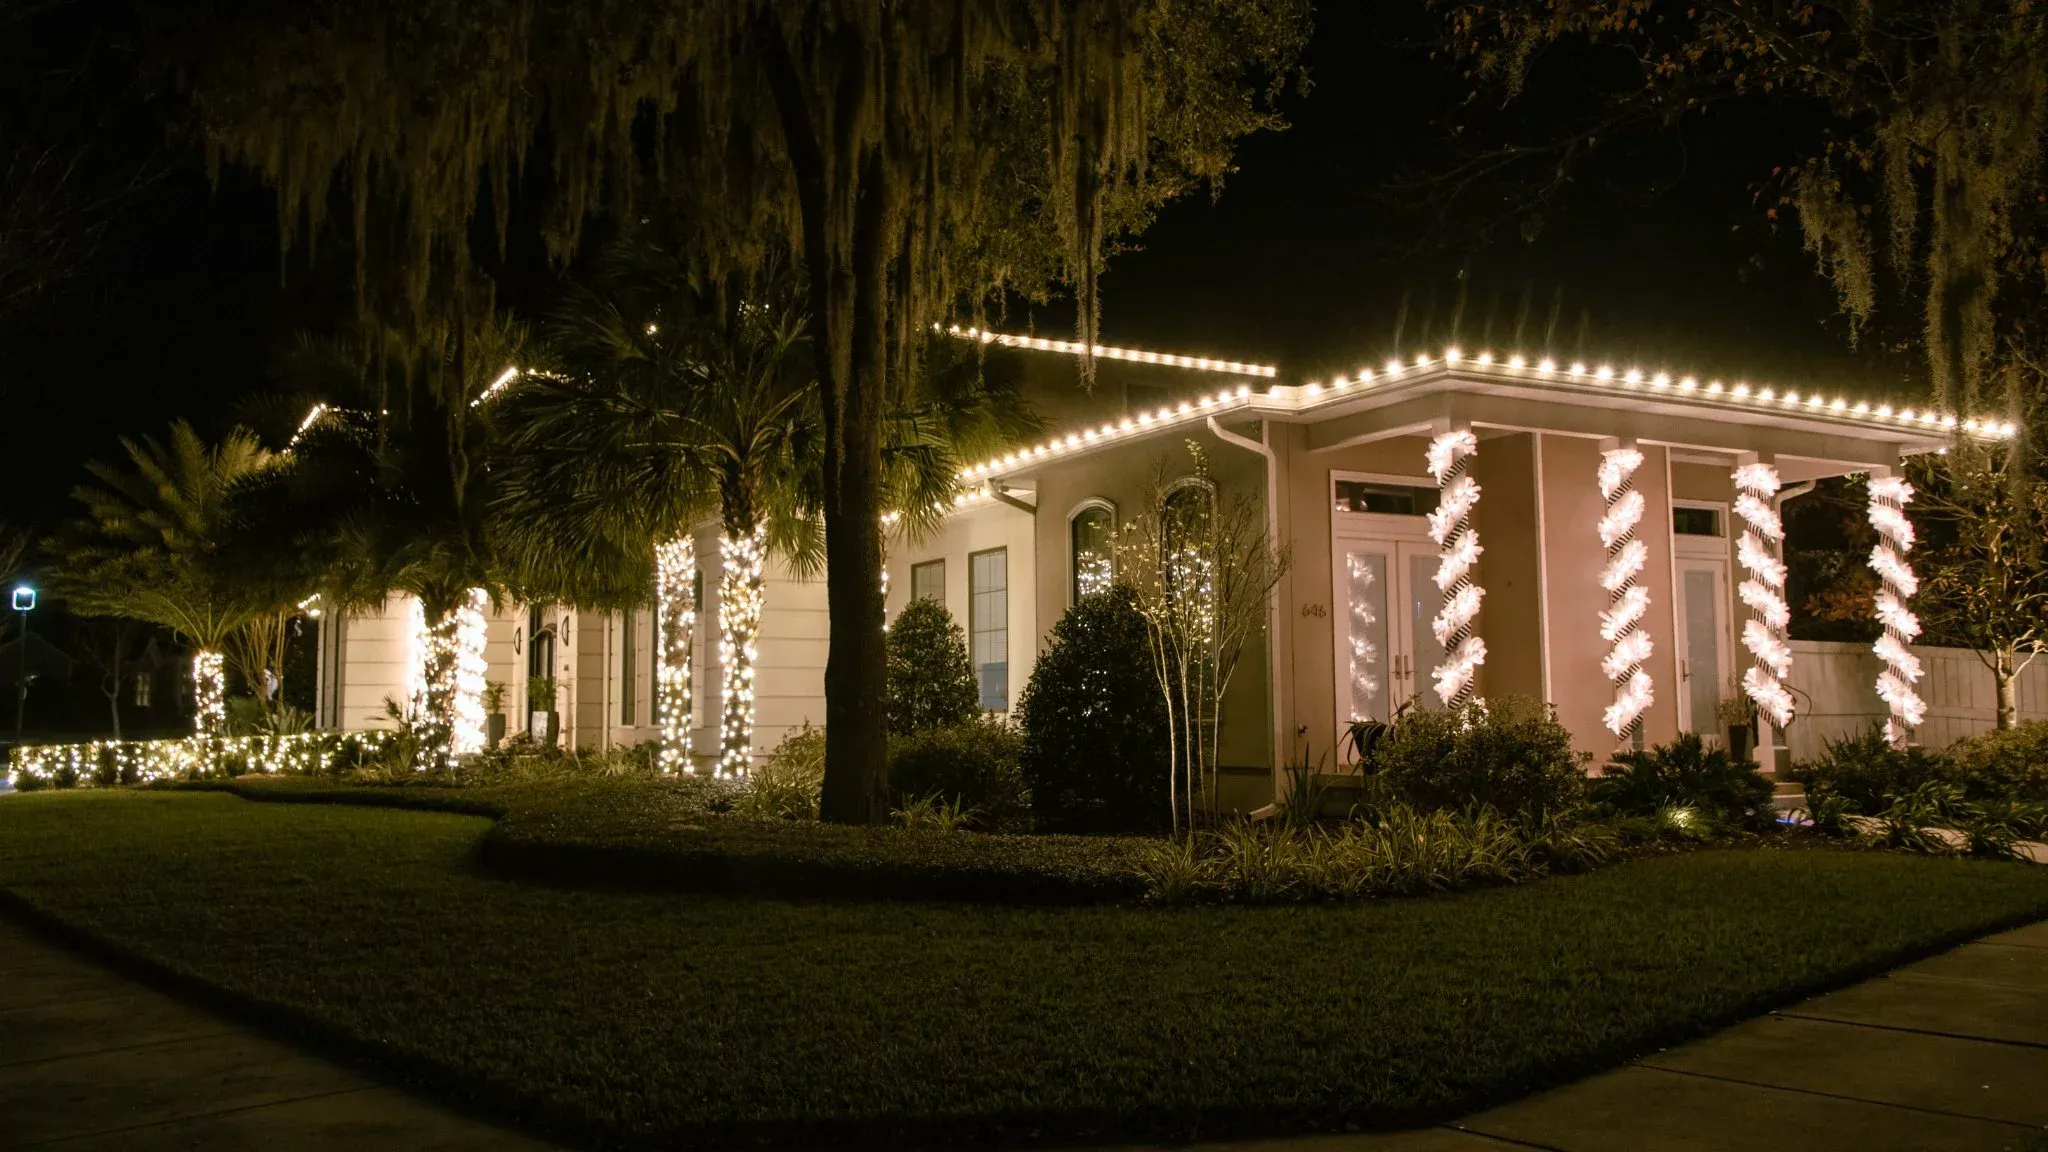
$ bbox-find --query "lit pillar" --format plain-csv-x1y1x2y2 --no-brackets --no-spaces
1426,427,1485,708
654,535,696,773
409,589,489,771
1866,473,1925,744
191,650,226,739
1597,443,1653,739
1733,461,1795,730
716,527,766,777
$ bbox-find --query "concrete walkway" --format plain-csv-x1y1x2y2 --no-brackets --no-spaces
0,916,558,1150
4,913,2045,1151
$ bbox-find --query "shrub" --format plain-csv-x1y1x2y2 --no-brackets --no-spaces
1016,585,1170,833
1944,722,2048,802
1369,697,1588,818
736,724,825,820
888,716,1030,832
1591,734,1775,830
1794,726,1951,813
885,598,981,737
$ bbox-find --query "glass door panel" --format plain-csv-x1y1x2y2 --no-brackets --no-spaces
1342,549,1391,723
1682,566,1723,736
1404,545,1449,708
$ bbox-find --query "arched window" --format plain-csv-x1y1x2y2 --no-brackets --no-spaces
1069,500,1116,602
1162,479,1216,627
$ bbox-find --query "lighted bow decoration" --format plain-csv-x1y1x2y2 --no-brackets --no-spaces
1597,446,1654,737
1866,476,1925,744
1733,462,1795,728
1426,429,1485,707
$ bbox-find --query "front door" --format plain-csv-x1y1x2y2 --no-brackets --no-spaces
1677,557,1731,740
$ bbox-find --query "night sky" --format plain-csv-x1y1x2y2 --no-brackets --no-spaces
0,3,1896,536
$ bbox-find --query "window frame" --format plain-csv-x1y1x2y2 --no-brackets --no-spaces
910,558,946,604
968,546,1010,711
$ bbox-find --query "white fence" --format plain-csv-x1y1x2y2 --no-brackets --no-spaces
1782,639,2048,762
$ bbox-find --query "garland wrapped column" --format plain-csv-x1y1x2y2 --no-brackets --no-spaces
716,527,767,778
1866,475,1925,744
1596,446,1654,738
655,535,696,773
1733,462,1795,729
1425,428,1486,707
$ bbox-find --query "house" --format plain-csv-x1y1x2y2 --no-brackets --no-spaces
315,327,2000,803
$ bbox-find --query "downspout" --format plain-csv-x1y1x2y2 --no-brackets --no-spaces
1206,415,1284,790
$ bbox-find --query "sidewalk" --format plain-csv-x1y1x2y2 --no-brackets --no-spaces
4,913,2045,1151
0,915,558,1150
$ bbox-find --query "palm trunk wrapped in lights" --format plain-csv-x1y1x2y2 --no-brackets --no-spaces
190,649,227,740
1425,429,1485,707
1866,475,1925,744
1596,446,1654,738
654,535,697,773
407,589,490,773
717,527,767,778
1734,463,1795,729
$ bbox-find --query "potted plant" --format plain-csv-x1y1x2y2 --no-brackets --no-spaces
482,680,508,748
527,676,559,746
1716,694,1756,763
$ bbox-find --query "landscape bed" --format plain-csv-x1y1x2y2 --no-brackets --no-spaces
3,790,2048,1148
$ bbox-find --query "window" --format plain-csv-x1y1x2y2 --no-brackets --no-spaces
969,548,1008,710
911,560,945,603
1163,482,1216,617
1333,480,1439,516
1070,503,1114,602
619,606,637,726
1673,506,1723,537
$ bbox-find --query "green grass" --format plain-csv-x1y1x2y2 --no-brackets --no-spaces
3,790,2047,1149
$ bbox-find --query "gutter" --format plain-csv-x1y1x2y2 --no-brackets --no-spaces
1207,415,1286,785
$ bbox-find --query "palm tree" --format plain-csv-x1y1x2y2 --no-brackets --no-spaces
50,422,282,741
496,234,1033,776
265,315,539,772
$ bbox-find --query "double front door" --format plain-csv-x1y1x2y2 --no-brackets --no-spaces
1333,533,1448,733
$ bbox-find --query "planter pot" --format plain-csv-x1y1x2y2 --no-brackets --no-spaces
1727,724,1754,764
486,713,507,748
526,710,560,746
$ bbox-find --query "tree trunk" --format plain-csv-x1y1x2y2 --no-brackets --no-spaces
1996,647,2019,730
104,682,122,742
716,526,766,777
654,535,696,773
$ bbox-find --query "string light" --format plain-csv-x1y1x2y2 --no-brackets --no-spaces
1866,476,1925,743
939,323,1277,377
717,527,767,778
1596,446,1654,737
470,365,521,407
192,650,226,739
1734,463,1795,729
1426,429,1486,707
655,536,696,773
6,731,396,789
406,589,489,769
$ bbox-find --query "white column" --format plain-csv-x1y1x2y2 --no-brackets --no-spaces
1426,426,1485,708
1866,472,1925,744
1597,442,1653,739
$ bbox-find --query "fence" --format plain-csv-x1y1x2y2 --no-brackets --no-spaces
1782,640,2048,763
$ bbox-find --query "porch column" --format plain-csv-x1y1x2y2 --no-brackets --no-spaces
1865,470,1925,744
1732,456,1796,733
1596,440,1653,741
1426,424,1485,708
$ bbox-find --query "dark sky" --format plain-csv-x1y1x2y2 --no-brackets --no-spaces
0,2,1889,536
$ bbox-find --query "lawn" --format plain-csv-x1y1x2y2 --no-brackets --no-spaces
2,790,2047,1149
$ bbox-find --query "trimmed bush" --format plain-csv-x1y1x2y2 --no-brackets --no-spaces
1794,726,1951,813
1592,734,1775,830
886,598,981,736
737,725,825,820
1370,696,1588,817
1944,721,2048,802
888,716,1030,832
1017,585,1171,834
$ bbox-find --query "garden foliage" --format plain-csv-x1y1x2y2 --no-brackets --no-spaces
888,716,1031,832
1592,735,1774,831
1367,696,1588,818
885,598,981,737
1016,585,1171,833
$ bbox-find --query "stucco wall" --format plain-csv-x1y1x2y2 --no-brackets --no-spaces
329,593,522,734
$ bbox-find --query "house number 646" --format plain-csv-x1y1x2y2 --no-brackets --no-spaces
1300,603,1328,618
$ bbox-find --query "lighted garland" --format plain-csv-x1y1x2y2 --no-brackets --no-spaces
191,649,227,739
1733,462,1795,728
7,731,394,790
1596,447,1654,738
717,527,767,778
654,535,696,774
1425,429,1485,707
1866,476,1926,743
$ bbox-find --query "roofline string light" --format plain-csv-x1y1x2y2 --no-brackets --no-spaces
1596,445,1654,738
1867,476,1926,743
939,324,1277,378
